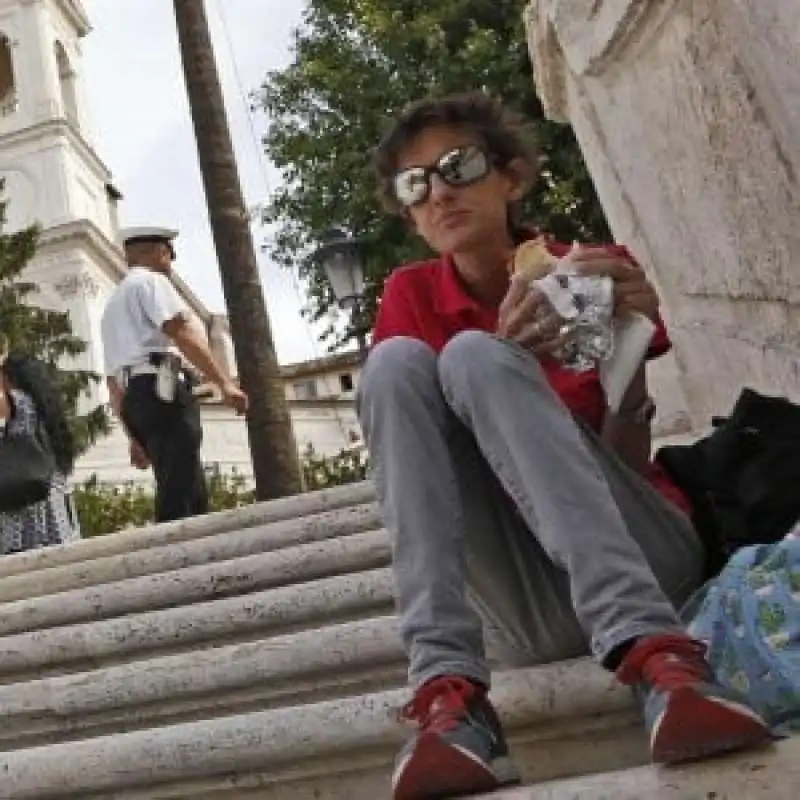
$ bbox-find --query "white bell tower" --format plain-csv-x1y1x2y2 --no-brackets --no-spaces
0,0,124,398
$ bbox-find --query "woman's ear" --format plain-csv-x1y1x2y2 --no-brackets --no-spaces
504,157,535,203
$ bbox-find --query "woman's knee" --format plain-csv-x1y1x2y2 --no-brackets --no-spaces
438,330,546,402
357,337,439,409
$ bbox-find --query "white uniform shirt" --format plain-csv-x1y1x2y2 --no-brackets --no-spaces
101,267,187,376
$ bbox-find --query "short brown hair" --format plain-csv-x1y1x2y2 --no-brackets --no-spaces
373,91,539,214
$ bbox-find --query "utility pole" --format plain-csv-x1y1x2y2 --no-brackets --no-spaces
172,0,302,499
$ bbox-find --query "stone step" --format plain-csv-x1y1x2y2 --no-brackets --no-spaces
0,481,377,580
0,501,382,603
0,660,644,799
0,616,404,749
0,528,390,635
486,740,795,798
0,567,394,681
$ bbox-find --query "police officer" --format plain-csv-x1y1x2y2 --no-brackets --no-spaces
101,226,248,522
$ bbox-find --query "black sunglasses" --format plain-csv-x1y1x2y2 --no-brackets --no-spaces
393,145,492,208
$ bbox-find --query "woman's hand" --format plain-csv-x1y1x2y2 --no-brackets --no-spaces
572,247,660,321
497,275,566,356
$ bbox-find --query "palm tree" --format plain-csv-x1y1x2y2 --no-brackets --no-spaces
172,0,302,499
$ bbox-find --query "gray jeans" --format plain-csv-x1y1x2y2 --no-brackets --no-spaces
357,332,705,689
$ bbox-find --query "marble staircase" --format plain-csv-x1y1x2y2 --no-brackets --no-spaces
0,482,793,798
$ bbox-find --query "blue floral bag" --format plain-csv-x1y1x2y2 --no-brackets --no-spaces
684,522,800,731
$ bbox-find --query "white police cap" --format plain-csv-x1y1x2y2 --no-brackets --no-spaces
120,226,179,246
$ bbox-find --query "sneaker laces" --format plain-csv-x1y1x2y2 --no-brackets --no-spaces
395,676,481,734
617,634,713,690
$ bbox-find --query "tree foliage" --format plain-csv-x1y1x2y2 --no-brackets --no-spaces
0,202,108,454
256,0,611,347
73,470,254,537
300,443,368,490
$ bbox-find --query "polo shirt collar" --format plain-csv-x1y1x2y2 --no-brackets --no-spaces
432,229,548,318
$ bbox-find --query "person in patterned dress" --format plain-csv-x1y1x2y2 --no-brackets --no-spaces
0,344,79,554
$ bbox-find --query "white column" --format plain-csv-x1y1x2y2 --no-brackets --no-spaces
525,0,800,425
18,0,62,122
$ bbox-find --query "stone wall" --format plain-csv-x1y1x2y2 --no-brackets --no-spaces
525,0,800,427
73,401,362,486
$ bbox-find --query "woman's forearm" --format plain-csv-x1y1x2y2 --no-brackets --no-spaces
600,364,652,474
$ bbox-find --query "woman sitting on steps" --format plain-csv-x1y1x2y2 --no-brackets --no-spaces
356,91,772,800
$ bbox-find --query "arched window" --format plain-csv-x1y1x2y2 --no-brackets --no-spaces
0,34,17,117
54,41,78,124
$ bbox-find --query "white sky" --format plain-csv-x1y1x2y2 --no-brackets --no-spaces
81,0,320,365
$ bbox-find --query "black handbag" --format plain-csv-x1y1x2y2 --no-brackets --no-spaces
656,388,800,579
0,422,56,513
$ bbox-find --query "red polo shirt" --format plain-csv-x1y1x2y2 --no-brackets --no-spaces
372,242,691,515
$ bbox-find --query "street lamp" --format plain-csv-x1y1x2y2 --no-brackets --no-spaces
313,228,369,353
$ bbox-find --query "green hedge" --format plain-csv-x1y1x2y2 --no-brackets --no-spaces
73,446,369,538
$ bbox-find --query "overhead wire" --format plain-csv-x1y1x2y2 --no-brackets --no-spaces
209,0,356,446
209,0,315,344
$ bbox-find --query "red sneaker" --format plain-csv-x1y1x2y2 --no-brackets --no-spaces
617,634,772,764
391,676,520,799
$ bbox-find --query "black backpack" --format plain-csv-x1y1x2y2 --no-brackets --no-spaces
656,388,800,579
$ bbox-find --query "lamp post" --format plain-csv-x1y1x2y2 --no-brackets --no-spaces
313,228,369,355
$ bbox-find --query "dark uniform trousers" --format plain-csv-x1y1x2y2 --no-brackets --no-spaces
121,375,209,522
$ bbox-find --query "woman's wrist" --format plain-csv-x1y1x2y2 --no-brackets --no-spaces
614,394,657,425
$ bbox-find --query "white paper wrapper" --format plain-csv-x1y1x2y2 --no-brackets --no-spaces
600,314,657,413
